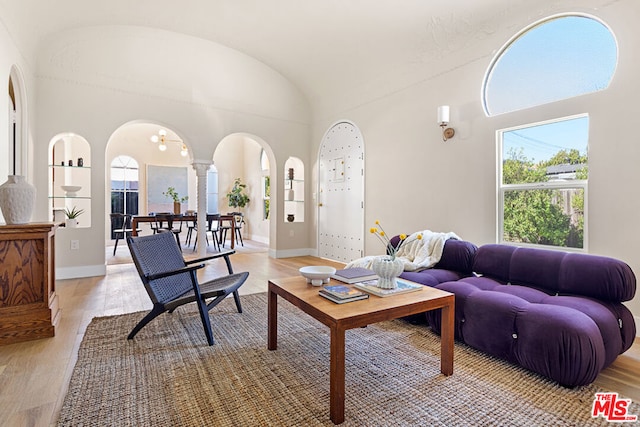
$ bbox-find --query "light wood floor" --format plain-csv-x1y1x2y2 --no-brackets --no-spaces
0,239,638,427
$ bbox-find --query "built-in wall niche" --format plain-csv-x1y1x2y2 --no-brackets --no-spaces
284,157,304,223
49,134,92,227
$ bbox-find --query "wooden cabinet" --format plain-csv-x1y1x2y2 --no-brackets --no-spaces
0,223,60,345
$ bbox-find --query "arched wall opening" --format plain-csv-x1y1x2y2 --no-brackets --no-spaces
214,133,277,249
104,121,194,245
8,65,27,178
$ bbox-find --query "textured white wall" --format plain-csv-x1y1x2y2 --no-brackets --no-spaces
311,3,640,319
32,26,310,274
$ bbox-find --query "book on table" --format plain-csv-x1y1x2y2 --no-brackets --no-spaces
319,284,369,304
330,267,378,284
319,290,369,304
353,278,423,297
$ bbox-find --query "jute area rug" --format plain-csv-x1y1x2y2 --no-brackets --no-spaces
58,293,638,426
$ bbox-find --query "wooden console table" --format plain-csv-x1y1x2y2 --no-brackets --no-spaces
0,222,60,345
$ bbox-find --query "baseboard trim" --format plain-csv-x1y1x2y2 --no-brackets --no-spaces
56,264,106,280
247,234,269,245
270,248,315,258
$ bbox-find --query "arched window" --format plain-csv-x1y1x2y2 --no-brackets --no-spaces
489,14,617,250
483,14,617,116
110,155,139,217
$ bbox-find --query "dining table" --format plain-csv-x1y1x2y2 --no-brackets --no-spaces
131,213,236,249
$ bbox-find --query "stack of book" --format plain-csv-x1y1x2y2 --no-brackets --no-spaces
319,284,369,304
330,267,378,284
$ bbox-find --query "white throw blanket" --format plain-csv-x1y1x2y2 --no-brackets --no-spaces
345,230,460,272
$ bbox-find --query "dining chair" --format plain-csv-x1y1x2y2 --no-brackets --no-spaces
110,213,141,256
191,214,221,251
150,211,173,234
154,213,184,250
185,216,197,247
221,212,244,247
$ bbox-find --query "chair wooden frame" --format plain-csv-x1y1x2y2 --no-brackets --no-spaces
127,232,249,345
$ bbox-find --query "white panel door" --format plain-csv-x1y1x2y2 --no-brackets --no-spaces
318,121,364,262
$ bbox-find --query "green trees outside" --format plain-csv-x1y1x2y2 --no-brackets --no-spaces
502,148,586,248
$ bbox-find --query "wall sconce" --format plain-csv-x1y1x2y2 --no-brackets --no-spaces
437,105,455,142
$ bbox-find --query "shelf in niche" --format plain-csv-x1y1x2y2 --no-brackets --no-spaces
285,199,304,203
49,165,91,169
48,196,91,200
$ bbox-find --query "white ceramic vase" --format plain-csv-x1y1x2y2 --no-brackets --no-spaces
66,218,78,228
0,175,36,224
371,255,404,289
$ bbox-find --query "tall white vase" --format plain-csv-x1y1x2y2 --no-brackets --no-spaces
0,175,36,224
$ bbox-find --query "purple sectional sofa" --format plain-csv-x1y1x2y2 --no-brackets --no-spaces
399,239,637,387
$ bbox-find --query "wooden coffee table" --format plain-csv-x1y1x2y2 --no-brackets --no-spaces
267,276,455,424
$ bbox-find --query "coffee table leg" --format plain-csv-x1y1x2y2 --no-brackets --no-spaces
440,299,454,376
330,326,345,424
267,285,277,350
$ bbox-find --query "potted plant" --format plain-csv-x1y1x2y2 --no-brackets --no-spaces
64,206,85,228
226,178,250,210
163,187,188,214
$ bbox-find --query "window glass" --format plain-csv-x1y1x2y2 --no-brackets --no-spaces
207,166,219,214
110,155,139,216
499,116,588,249
484,15,617,115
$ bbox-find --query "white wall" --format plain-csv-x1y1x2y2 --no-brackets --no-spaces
0,16,37,220
32,25,311,277
310,2,640,319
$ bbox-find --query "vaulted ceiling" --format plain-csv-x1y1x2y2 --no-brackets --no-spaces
0,0,614,115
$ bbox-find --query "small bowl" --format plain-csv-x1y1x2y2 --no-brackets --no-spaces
299,266,337,286
61,185,82,196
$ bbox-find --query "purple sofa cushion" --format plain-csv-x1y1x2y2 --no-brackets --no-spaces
472,244,516,282
513,304,605,387
399,270,465,287
394,238,478,287
426,268,636,387
509,247,564,293
433,239,478,273
559,253,636,302
472,244,636,303
544,295,623,367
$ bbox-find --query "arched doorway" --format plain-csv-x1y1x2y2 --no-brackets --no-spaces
105,122,194,257
214,133,276,250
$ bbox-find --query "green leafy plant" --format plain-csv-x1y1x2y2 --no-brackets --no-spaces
64,206,85,219
226,178,250,209
163,187,188,203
